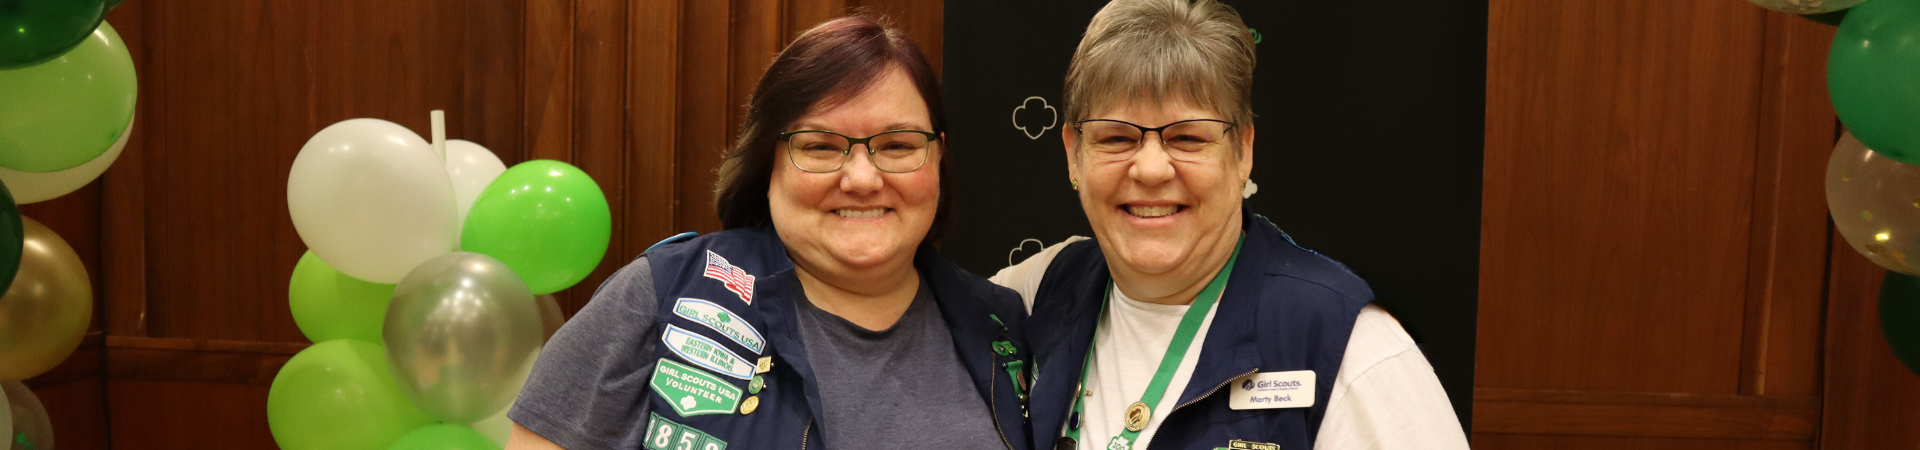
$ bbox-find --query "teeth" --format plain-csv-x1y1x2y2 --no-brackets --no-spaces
1128,205,1178,218
836,208,886,218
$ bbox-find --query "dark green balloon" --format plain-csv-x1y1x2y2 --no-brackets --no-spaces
105,0,124,11
1802,9,1848,26
1831,0,1920,166
0,0,109,69
1879,271,1920,377
0,180,20,294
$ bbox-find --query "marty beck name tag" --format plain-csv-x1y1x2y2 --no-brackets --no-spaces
1229,370,1316,410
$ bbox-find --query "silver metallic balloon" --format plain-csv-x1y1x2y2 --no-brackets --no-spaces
1828,132,1920,276
3,381,52,450
1747,0,1866,14
383,252,542,424
0,216,93,381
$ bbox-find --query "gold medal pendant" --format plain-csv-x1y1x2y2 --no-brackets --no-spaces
1124,401,1151,432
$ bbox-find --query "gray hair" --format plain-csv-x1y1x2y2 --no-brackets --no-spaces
1064,0,1256,144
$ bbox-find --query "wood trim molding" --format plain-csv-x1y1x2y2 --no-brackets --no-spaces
100,337,308,386
1474,388,1819,440
24,332,106,389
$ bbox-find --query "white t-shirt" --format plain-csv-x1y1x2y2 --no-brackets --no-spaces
991,237,1470,450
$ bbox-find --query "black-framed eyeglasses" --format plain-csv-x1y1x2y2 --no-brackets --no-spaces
1072,118,1236,161
778,129,939,173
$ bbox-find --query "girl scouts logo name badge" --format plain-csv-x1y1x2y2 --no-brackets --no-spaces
663,325,756,380
1229,370,1316,410
703,251,755,303
673,298,766,353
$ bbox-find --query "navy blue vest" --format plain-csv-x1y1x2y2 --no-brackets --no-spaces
640,226,1034,450
1026,208,1373,450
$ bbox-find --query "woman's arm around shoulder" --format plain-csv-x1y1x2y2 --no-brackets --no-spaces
989,236,1090,314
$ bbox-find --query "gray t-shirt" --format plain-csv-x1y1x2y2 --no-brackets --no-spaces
795,279,1006,450
509,256,1008,449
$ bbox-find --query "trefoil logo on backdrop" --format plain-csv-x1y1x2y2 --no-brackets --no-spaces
1012,96,1058,140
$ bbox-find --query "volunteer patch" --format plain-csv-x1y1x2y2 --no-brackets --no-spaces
1229,370,1316,410
673,298,765,353
664,324,756,379
649,358,743,417
646,412,730,450
702,251,756,303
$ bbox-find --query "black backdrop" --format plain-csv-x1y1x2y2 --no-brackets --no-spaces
940,0,1486,430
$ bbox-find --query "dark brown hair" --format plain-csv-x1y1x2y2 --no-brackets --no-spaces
712,15,955,242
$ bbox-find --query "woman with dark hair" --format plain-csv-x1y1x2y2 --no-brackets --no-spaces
505,16,1033,450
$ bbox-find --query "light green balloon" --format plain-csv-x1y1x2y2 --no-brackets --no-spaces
289,250,395,344
0,21,137,173
387,424,502,450
461,160,611,295
268,340,436,450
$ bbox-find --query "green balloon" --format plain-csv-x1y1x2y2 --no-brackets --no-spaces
268,340,436,450
0,0,107,69
0,181,20,294
289,251,396,344
1830,0,1920,166
387,424,501,450
0,20,137,173
1883,271,1920,377
461,160,611,295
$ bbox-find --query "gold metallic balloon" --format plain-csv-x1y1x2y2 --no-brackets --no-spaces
3,381,53,450
383,252,542,424
0,216,92,381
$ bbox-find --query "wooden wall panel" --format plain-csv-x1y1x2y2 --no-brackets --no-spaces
1819,236,1920,449
30,377,111,450
1481,0,1768,394
1478,0,1839,447
107,381,276,449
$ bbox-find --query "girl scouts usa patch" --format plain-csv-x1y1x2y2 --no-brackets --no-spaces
650,358,743,417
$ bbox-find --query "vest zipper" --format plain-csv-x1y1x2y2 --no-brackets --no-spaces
799,417,812,449
1165,367,1258,416
987,348,1017,450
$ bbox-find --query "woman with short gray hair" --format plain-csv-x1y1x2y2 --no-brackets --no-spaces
992,0,1470,449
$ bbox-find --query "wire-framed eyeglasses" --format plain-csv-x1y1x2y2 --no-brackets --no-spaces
778,129,939,173
1072,118,1236,161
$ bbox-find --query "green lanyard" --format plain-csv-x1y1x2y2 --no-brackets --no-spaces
1063,237,1242,450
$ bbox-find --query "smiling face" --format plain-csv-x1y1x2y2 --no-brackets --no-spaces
1064,97,1253,280
769,66,941,274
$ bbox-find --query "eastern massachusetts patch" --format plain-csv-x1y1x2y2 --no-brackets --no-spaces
702,250,756,303
673,297,766,353
645,412,730,450
649,358,744,417
663,324,756,379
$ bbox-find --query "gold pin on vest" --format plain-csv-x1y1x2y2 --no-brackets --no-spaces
740,395,761,415
1124,401,1151,432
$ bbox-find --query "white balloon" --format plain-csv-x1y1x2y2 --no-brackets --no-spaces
288,118,459,283
444,139,506,239
0,117,134,204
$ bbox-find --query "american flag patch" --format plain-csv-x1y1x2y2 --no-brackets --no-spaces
703,250,755,304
